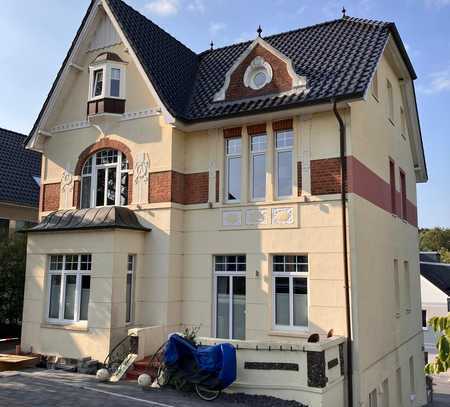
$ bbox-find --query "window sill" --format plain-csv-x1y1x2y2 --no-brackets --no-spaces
41,322,89,332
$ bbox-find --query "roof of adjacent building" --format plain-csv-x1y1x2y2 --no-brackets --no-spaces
420,258,450,297
107,0,414,121
25,206,151,233
0,127,41,208
28,0,417,142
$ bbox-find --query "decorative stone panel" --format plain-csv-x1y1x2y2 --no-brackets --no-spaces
307,350,327,388
272,207,294,225
245,209,268,225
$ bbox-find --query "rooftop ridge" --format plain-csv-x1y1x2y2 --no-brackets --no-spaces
105,0,197,58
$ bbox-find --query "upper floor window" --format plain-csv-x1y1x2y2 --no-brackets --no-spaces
400,170,407,220
81,149,129,208
275,130,293,198
387,79,394,123
88,52,126,101
225,138,241,202
250,134,267,200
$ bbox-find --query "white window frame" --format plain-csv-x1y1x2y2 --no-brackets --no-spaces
88,62,126,101
80,149,129,208
275,130,294,199
213,255,246,340
272,254,309,331
225,138,242,203
46,254,91,325
250,133,267,201
126,254,136,324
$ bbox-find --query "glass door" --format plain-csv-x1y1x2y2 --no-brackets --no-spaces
214,256,246,340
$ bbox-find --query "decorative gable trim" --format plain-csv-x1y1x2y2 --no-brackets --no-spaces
213,37,306,102
26,0,175,152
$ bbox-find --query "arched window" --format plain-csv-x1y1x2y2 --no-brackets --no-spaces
80,149,129,208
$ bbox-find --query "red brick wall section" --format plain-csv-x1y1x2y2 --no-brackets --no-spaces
311,158,343,195
184,172,209,205
273,119,293,132
42,183,60,212
149,171,172,203
223,127,242,138
247,123,267,135
297,162,302,196
215,171,220,203
73,180,80,209
225,44,293,101
148,171,209,205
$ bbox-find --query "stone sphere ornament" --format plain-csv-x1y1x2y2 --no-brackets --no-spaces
96,368,110,382
138,373,151,387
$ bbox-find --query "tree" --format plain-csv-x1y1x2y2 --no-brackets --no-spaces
419,228,450,264
0,235,27,335
425,314,450,374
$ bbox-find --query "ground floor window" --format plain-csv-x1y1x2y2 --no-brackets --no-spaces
126,254,136,324
47,254,91,323
273,255,308,330
214,255,246,340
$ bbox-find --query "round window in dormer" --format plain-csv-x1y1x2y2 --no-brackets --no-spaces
244,56,273,90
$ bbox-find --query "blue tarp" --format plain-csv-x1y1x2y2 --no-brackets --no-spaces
164,334,237,389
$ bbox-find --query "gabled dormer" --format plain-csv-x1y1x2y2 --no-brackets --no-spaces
213,36,307,102
87,51,127,119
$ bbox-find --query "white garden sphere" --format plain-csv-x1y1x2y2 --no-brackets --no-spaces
138,373,151,387
96,368,110,382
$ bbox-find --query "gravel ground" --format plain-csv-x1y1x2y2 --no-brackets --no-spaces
0,369,305,407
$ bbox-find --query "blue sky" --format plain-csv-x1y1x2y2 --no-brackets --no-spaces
0,0,449,227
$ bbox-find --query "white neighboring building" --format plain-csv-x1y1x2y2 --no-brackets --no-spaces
420,252,450,360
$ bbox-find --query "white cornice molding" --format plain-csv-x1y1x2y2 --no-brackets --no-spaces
50,107,162,134
213,36,307,102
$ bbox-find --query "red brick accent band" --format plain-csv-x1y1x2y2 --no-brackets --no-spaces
273,119,293,132
223,127,242,138
225,44,293,101
310,156,417,227
74,138,133,176
297,161,302,196
149,171,209,205
247,123,267,135
42,183,60,212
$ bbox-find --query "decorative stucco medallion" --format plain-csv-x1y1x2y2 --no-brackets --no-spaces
222,210,242,227
272,207,294,225
245,208,268,225
134,153,150,183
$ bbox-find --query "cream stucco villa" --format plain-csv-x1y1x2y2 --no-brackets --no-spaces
21,1,428,406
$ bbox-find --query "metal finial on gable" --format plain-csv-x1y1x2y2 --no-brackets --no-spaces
210,40,214,51
341,6,347,17
257,25,263,37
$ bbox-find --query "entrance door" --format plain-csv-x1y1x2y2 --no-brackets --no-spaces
214,255,246,340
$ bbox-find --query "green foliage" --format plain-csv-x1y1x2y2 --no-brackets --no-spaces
182,325,201,346
419,228,450,264
0,235,27,327
424,314,450,374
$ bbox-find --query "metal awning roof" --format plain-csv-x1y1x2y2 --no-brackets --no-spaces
25,206,151,233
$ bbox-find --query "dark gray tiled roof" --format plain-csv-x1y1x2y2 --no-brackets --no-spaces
420,261,450,296
26,206,151,233
0,127,41,207
106,0,414,121
27,0,416,143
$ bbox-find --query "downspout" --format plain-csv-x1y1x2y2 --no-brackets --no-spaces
333,100,353,407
